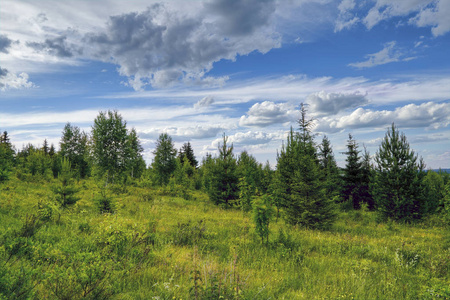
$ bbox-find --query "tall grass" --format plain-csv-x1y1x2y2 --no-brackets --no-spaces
1,177,449,299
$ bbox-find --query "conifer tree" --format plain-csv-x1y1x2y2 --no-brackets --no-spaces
360,145,375,209
152,133,177,185
0,130,15,182
372,123,426,221
253,195,274,243
178,142,198,168
52,158,80,207
342,134,363,209
318,135,341,201
42,139,49,155
207,134,239,206
276,104,336,229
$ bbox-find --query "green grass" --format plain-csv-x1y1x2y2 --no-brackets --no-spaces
1,177,449,299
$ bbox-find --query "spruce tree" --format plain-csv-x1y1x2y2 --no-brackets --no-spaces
372,123,426,221
178,142,198,168
360,145,375,209
277,103,336,229
0,130,15,183
152,133,177,185
207,134,239,206
342,134,363,209
318,135,341,201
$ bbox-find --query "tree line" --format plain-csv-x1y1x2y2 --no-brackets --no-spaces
1,107,449,235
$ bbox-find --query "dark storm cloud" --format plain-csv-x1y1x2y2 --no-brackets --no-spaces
0,35,13,53
27,36,77,58
205,0,276,36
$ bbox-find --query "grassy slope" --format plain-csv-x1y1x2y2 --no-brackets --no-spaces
1,177,449,299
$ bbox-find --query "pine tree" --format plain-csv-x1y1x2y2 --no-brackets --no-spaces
152,133,177,185
52,158,80,207
207,134,239,206
342,134,363,209
372,123,426,221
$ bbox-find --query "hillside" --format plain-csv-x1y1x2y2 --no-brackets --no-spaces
1,177,449,299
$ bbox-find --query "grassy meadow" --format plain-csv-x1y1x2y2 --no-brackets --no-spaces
1,177,449,299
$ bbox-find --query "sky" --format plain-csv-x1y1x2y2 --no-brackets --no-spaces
1,0,449,169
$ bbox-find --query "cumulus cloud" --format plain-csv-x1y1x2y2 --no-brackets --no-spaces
0,67,35,91
194,96,215,109
307,90,369,116
27,35,79,58
336,0,450,36
208,130,285,150
0,34,12,53
204,0,276,36
84,1,280,90
316,101,450,133
239,101,297,127
140,124,228,141
349,41,416,69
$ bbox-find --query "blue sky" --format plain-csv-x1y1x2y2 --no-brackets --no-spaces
1,0,449,168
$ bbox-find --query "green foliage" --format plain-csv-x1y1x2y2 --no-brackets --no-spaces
252,195,273,243
1,177,450,299
318,135,341,202
93,188,115,214
276,104,337,229
0,131,15,183
178,141,198,168
443,182,450,224
51,158,80,207
238,176,253,212
423,170,445,214
60,123,90,178
152,133,177,185
205,134,239,207
172,220,206,246
342,134,364,209
372,123,426,222
126,128,146,179
91,110,129,183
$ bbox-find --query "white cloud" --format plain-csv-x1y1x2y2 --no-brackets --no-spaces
336,0,450,36
0,68,35,91
349,41,416,69
239,101,297,127
205,130,286,155
194,96,214,109
306,90,369,116
315,101,450,133
139,124,228,141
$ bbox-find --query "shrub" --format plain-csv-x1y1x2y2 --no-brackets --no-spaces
93,190,116,214
173,220,206,246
